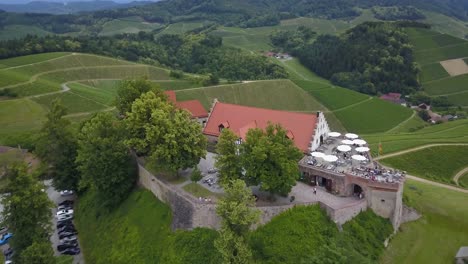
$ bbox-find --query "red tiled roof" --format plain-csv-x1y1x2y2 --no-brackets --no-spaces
176,100,208,118
203,102,318,152
164,90,177,103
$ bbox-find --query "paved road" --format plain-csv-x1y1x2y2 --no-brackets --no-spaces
44,180,84,264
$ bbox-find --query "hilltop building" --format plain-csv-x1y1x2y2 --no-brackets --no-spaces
164,90,208,124
201,99,404,229
202,99,330,153
380,93,406,106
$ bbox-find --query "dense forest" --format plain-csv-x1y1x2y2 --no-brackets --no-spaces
0,32,287,81
271,22,420,95
0,0,467,34
371,6,426,21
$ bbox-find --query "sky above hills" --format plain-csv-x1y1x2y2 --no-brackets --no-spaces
0,0,158,3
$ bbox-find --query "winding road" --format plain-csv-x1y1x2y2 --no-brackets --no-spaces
453,167,468,186
374,143,468,160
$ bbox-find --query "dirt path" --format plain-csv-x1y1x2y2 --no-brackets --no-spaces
406,175,468,194
330,97,373,112
374,143,468,160
453,167,468,186
385,111,416,133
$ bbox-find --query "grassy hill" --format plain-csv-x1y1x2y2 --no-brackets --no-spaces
380,146,468,186
382,179,468,263
407,27,468,107
99,17,163,36
75,188,392,263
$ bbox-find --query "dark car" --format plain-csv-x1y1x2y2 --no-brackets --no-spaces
56,220,73,229
60,236,77,243
58,228,77,236
60,240,78,247
60,247,80,255
58,232,76,240
58,225,76,232
57,243,76,251
3,247,13,260
58,200,74,207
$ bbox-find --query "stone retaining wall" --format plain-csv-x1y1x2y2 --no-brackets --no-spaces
138,163,369,230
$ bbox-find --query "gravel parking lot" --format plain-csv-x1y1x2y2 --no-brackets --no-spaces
44,180,84,264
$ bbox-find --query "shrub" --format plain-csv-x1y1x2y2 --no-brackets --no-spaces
191,168,203,182
170,70,184,79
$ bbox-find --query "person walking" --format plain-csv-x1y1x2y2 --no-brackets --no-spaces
313,187,317,195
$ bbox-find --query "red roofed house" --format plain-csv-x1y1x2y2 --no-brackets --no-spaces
203,99,330,153
164,90,208,124
380,93,406,105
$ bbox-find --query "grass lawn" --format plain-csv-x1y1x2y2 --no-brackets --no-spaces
0,99,46,142
308,87,370,111
424,73,468,96
0,52,70,68
419,63,449,83
175,80,326,112
32,92,107,114
334,98,413,134
381,179,468,264
99,17,162,36
182,183,220,199
56,255,73,264
387,113,427,134
458,172,468,188
364,119,468,155
380,146,468,185
444,91,468,107
277,58,331,83
68,82,116,106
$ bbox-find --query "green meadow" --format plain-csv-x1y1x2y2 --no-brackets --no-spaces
99,17,163,36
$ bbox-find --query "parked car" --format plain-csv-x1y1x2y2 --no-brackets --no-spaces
60,190,74,196
58,200,74,207
57,205,73,211
57,244,77,251
0,233,13,245
59,232,76,240
57,214,73,222
57,220,73,229
3,247,13,260
60,240,78,247
60,236,77,243
56,209,74,218
58,225,76,232
58,229,77,236
60,247,80,255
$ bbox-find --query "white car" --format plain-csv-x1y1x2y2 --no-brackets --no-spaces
60,190,74,196
56,209,74,218
57,214,73,222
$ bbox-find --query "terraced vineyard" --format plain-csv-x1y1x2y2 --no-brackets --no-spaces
407,27,468,107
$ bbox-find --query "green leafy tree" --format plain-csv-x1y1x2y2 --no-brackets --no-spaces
242,123,302,196
125,91,207,174
77,112,137,208
1,164,53,255
215,129,243,186
35,99,80,191
215,179,260,264
115,79,164,115
19,241,56,264
190,167,203,182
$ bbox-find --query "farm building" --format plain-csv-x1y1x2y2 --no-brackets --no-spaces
456,247,468,264
164,90,208,124
202,99,330,153
380,93,406,106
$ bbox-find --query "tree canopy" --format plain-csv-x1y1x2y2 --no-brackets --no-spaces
215,179,260,264
19,241,56,264
35,99,80,191
125,91,207,174
215,129,243,186
242,123,303,196
77,112,137,208
1,164,53,257
115,79,164,116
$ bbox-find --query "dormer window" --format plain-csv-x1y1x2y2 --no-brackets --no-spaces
219,121,230,132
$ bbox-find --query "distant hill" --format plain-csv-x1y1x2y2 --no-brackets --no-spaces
0,0,152,14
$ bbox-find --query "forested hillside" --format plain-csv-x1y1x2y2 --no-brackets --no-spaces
0,33,287,81
272,22,420,95
0,0,467,36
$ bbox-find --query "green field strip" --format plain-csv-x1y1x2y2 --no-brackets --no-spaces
420,63,450,83
424,73,468,95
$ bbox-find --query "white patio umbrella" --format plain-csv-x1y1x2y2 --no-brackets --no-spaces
341,139,354,145
328,132,341,138
355,147,370,153
337,145,352,152
353,139,367,145
345,133,359,139
352,155,367,161
323,155,338,162
311,151,325,158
